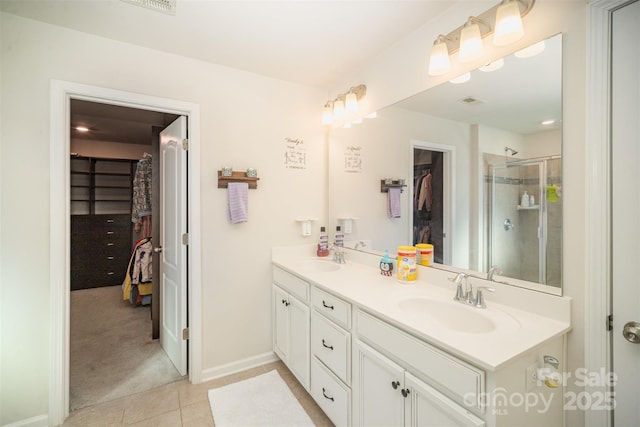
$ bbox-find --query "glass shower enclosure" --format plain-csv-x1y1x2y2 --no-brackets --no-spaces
489,157,562,287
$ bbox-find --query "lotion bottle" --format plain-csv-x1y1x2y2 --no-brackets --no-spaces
317,226,329,257
521,191,530,208
334,226,344,248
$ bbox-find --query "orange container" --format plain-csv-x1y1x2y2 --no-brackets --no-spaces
416,243,434,266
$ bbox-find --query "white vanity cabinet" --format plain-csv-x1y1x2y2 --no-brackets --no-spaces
309,286,352,426
272,267,310,390
353,311,485,427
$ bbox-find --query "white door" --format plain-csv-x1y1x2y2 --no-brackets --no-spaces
612,1,640,425
159,116,188,375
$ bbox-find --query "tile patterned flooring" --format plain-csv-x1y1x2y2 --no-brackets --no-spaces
62,361,334,426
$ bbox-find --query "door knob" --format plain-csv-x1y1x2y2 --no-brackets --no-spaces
153,246,163,253
623,321,640,343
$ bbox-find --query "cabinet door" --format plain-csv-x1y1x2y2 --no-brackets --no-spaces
288,295,310,389
273,285,289,361
354,340,405,427
405,372,485,427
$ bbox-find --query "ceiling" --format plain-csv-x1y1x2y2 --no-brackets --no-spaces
0,0,454,89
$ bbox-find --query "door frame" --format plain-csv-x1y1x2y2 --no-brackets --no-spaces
409,140,455,265
49,80,203,425
585,1,632,426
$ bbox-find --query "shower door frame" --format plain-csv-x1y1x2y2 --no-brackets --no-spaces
489,158,548,284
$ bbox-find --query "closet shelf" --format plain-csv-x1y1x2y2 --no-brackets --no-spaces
217,170,260,189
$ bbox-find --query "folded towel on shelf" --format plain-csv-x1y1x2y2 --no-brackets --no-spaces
387,187,401,218
228,182,249,223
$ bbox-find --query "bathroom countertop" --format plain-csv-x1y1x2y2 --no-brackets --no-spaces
272,245,572,372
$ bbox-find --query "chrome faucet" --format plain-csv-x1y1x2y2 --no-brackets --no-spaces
330,243,346,264
487,265,502,281
449,273,494,308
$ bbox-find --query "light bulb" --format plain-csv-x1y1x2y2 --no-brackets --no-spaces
493,0,524,46
428,38,450,76
333,99,345,120
345,92,358,113
459,21,483,63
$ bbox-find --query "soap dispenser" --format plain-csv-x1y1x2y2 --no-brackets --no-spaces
334,226,344,248
379,249,394,276
521,191,530,208
317,226,329,257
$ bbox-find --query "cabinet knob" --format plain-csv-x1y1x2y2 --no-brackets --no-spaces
153,246,163,253
401,388,410,398
391,381,400,390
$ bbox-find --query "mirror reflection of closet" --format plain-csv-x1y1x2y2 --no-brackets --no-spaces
413,148,443,263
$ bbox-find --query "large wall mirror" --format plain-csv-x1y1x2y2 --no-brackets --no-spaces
328,34,562,294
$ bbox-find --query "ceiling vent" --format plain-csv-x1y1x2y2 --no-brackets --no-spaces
458,96,486,106
121,0,176,15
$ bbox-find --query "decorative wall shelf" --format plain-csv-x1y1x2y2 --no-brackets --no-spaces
217,170,260,189
380,179,407,193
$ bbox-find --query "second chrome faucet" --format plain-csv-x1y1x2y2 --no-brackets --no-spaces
449,273,494,309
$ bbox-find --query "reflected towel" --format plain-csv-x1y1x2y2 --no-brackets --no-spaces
387,187,401,218
228,182,249,223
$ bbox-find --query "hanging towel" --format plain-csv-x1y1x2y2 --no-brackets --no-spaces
387,187,401,218
228,182,249,223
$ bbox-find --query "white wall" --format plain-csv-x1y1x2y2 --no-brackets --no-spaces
71,139,151,160
330,2,587,426
0,13,326,425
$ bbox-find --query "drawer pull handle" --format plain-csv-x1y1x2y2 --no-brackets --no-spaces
322,301,334,310
107,272,115,276
282,299,290,307
107,256,115,260
107,231,114,235
107,243,115,246
401,388,410,398
106,219,114,223
322,339,334,350
391,381,400,390
322,388,334,402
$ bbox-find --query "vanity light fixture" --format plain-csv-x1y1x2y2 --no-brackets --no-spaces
428,35,452,76
458,18,486,63
493,0,525,46
426,0,534,76
321,84,367,126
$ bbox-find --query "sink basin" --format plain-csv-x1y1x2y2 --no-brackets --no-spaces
397,297,520,334
297,259,342,273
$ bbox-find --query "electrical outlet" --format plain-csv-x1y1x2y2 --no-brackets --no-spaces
525,363,539,392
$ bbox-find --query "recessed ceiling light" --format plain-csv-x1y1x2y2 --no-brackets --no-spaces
541,119,556,126
75,126,90,132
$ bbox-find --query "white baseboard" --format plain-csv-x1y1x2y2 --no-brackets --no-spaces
200,351,280,383
1,415,48,427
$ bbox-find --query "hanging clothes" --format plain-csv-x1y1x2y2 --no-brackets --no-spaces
417,170,432,213
132,156,152,234
122,237,153,306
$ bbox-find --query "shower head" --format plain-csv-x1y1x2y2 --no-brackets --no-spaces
504,147,518,156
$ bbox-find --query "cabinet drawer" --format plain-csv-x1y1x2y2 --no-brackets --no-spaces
311,312,350,385
356,309,484,410
311,357,350,427
273,267,309,303
311,286,351,329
